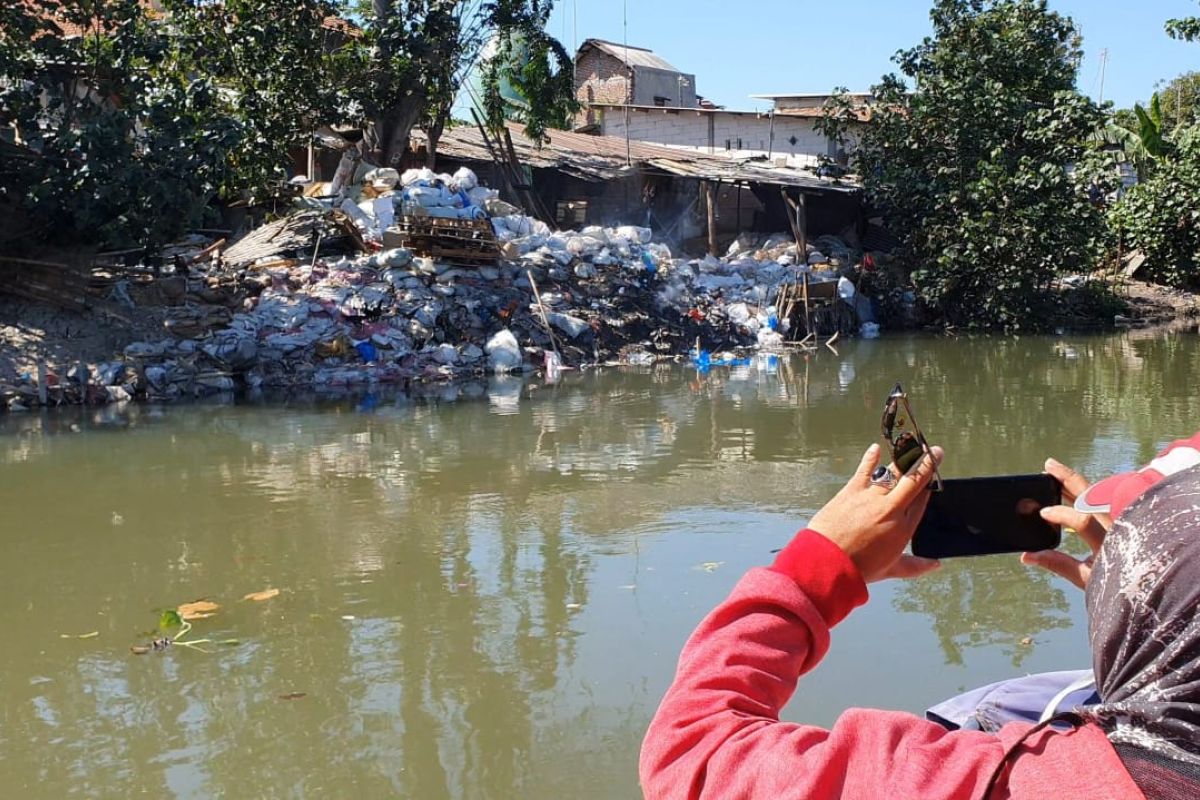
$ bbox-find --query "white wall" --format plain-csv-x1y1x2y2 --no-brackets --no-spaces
598,108,834,164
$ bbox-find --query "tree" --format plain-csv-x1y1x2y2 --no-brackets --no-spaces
1,1,233,251
350,0,576,167
1154,71,1200,131
854,0,1106,331
0,0,574,252
1166,1,1200,43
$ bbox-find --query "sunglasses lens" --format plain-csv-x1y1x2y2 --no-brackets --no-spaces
893,432,922,472
882,400,898,437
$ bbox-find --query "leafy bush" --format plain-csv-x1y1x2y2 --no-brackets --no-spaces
1111,127,1200,289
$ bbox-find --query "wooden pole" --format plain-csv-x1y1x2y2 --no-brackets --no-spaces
526,269,563,358
802,272,812,339
77,361,87,405
795,191,808,258
37,360,47,406
705,182,718,256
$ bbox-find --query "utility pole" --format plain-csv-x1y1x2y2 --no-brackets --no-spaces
624,0,631,165
1098,48,1109,104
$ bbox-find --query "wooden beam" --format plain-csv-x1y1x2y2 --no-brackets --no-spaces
705,181,718,256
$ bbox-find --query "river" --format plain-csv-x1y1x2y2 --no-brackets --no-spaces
1,330,1197,798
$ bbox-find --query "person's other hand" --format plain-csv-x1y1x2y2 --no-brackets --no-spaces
808,443,944,583
1020,458,1111,590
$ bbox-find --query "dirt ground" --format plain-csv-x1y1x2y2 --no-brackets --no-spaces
1116,279,1200,326
0,296,168,383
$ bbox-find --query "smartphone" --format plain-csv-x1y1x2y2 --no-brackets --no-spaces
912,474,1063,559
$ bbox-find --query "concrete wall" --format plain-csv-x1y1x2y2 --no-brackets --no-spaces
631,66,697,107
771,93,873,111
598,107,834,163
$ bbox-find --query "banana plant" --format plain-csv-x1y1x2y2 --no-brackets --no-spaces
1133,93,1173,160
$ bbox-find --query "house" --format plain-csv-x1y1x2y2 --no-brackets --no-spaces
574,39,697,128
584,92,873,170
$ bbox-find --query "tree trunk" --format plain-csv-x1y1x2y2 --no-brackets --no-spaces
368,94,426,167
425,107,450,168
365,0,425,167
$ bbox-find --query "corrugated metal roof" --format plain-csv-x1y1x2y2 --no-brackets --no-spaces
417,122,859,194
582,39,682,73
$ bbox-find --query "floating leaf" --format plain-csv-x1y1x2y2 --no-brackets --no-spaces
243,588,280,602
159,609,183,630
130,645,151,655
216,639,241,647
698,561,725,573
278,692,307,701
177,600,220,621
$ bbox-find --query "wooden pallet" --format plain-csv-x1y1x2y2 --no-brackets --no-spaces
383,215,501,265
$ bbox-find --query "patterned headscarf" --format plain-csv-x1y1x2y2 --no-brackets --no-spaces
1084,464,1200,763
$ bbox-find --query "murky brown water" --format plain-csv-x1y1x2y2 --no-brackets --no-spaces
1,330,1198,798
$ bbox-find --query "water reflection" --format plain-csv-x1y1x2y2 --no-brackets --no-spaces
0,330,1197,797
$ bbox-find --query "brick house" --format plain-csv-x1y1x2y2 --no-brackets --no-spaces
574,39,697,127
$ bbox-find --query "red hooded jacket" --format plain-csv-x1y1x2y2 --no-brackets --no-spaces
639,529,1145,800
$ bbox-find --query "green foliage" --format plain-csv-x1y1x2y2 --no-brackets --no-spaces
1166,2,1200,43
1,0,572,251
1111,127,1200,289
158,0,355,202
159,609,184,630
1,0,349,251
347,0,576,163
1154,71,1200,131
813,86,857,171
854,0,1106,331
1133,94,1172,160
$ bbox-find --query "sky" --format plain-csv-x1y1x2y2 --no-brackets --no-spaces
545,0,1200,111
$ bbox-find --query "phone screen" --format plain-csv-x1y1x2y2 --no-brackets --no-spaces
912,474,1063,559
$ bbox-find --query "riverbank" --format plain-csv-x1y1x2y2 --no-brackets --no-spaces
3,270,1197,412
0,223,840,410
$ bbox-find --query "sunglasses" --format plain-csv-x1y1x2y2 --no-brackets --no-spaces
881,382,943,491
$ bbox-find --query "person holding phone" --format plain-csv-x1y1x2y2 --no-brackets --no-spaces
639,434,1200,800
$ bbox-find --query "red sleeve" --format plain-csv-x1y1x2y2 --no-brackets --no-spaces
638,529,1009,800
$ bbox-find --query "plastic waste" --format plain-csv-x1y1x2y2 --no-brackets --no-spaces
547,312,589,339
486,329,523,373
543,350,562,383
364,167,400,192
355,342,378,363
452,167,479,193
641,251,658,275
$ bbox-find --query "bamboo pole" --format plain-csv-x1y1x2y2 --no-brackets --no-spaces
526,270,563,358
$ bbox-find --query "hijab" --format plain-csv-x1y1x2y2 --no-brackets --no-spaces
1084,464,1200,763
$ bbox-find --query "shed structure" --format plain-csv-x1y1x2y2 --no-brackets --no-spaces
414,122,861,256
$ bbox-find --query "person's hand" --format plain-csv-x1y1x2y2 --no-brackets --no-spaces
808,443,944,583
1020,458,1112,590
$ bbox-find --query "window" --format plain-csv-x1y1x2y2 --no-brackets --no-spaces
653,96,670,107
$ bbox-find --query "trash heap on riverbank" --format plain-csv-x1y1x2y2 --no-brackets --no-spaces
1,169,868,408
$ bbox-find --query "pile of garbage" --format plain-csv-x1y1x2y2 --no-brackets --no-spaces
305,165,521,244
1,168,873,409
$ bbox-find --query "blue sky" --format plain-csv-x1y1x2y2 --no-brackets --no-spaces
547,0,1200,111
